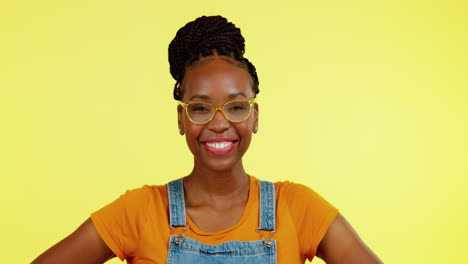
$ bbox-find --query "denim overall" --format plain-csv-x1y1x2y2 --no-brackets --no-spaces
166,179,277,264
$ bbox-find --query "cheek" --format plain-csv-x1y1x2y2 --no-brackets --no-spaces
236,123,252,136
185,121,203,140
183,121,204,153
238,115,256,134
234,121,254,144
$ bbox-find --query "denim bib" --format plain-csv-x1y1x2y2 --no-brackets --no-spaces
166,179,277,264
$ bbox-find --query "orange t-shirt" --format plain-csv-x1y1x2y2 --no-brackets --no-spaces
91,176,338,263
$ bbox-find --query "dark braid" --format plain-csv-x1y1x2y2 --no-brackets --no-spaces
168,15,260,100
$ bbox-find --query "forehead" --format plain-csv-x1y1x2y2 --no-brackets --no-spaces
181,57,254,101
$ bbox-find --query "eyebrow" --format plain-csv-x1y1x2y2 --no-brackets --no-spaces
188,92,247,101
188,94,210,101
228,92,247,99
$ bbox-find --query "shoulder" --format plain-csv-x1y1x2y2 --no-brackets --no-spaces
274,180,339,259
90,183,170,259
109,184,167,207
274,180,314,195
274,180,334,208
91,183,169,222
273,180,338,222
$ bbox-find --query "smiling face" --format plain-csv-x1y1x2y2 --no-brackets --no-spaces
178,56,258,172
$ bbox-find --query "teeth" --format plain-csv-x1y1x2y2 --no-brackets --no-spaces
206,142,233,149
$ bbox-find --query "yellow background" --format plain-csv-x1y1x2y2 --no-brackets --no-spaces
1,0,467,263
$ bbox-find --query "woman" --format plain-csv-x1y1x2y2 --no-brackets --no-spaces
32,15,382,264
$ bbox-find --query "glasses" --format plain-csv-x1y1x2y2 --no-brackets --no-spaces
179,98,256,125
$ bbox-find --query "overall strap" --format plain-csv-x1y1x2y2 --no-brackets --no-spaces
167,179,187,227
258,181,276,231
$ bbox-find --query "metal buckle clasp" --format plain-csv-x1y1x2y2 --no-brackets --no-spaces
170,226,190,244
256,228,276,248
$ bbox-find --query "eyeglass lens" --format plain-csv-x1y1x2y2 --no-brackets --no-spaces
186,101,251,123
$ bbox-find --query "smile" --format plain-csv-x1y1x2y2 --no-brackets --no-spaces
205,142,233,149
202,139,238,155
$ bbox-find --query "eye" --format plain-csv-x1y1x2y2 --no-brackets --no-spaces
188,103,212,113
229,105,245,111
193,106,210,112
226,101,249,112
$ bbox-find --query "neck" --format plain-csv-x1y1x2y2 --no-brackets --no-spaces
184,159,250,202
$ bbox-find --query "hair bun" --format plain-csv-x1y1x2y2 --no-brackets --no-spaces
168,15,245,82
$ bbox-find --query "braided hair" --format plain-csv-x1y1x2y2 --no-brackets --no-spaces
168,15,260,100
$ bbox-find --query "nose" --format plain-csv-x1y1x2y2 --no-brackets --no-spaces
206,109,230,132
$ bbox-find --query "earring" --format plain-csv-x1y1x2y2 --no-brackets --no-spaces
179,128,184,135
253,127,258,133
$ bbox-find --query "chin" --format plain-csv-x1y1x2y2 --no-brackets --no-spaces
199,157,242,172
208,162,238,172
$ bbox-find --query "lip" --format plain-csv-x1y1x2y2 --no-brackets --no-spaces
201,138,238,156
202,138,238,143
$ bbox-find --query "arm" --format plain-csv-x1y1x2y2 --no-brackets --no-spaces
317,213,383,264
31,218,116,264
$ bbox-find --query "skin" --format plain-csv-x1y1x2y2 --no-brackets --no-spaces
177,56,258,232
32,55,382,264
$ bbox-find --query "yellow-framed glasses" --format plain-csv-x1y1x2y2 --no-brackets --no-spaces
179,98,256,125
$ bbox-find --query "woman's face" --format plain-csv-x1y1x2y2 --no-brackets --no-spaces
178,56,258,172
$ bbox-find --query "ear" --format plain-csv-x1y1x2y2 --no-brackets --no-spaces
253,103,259,133
177,105,185,135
